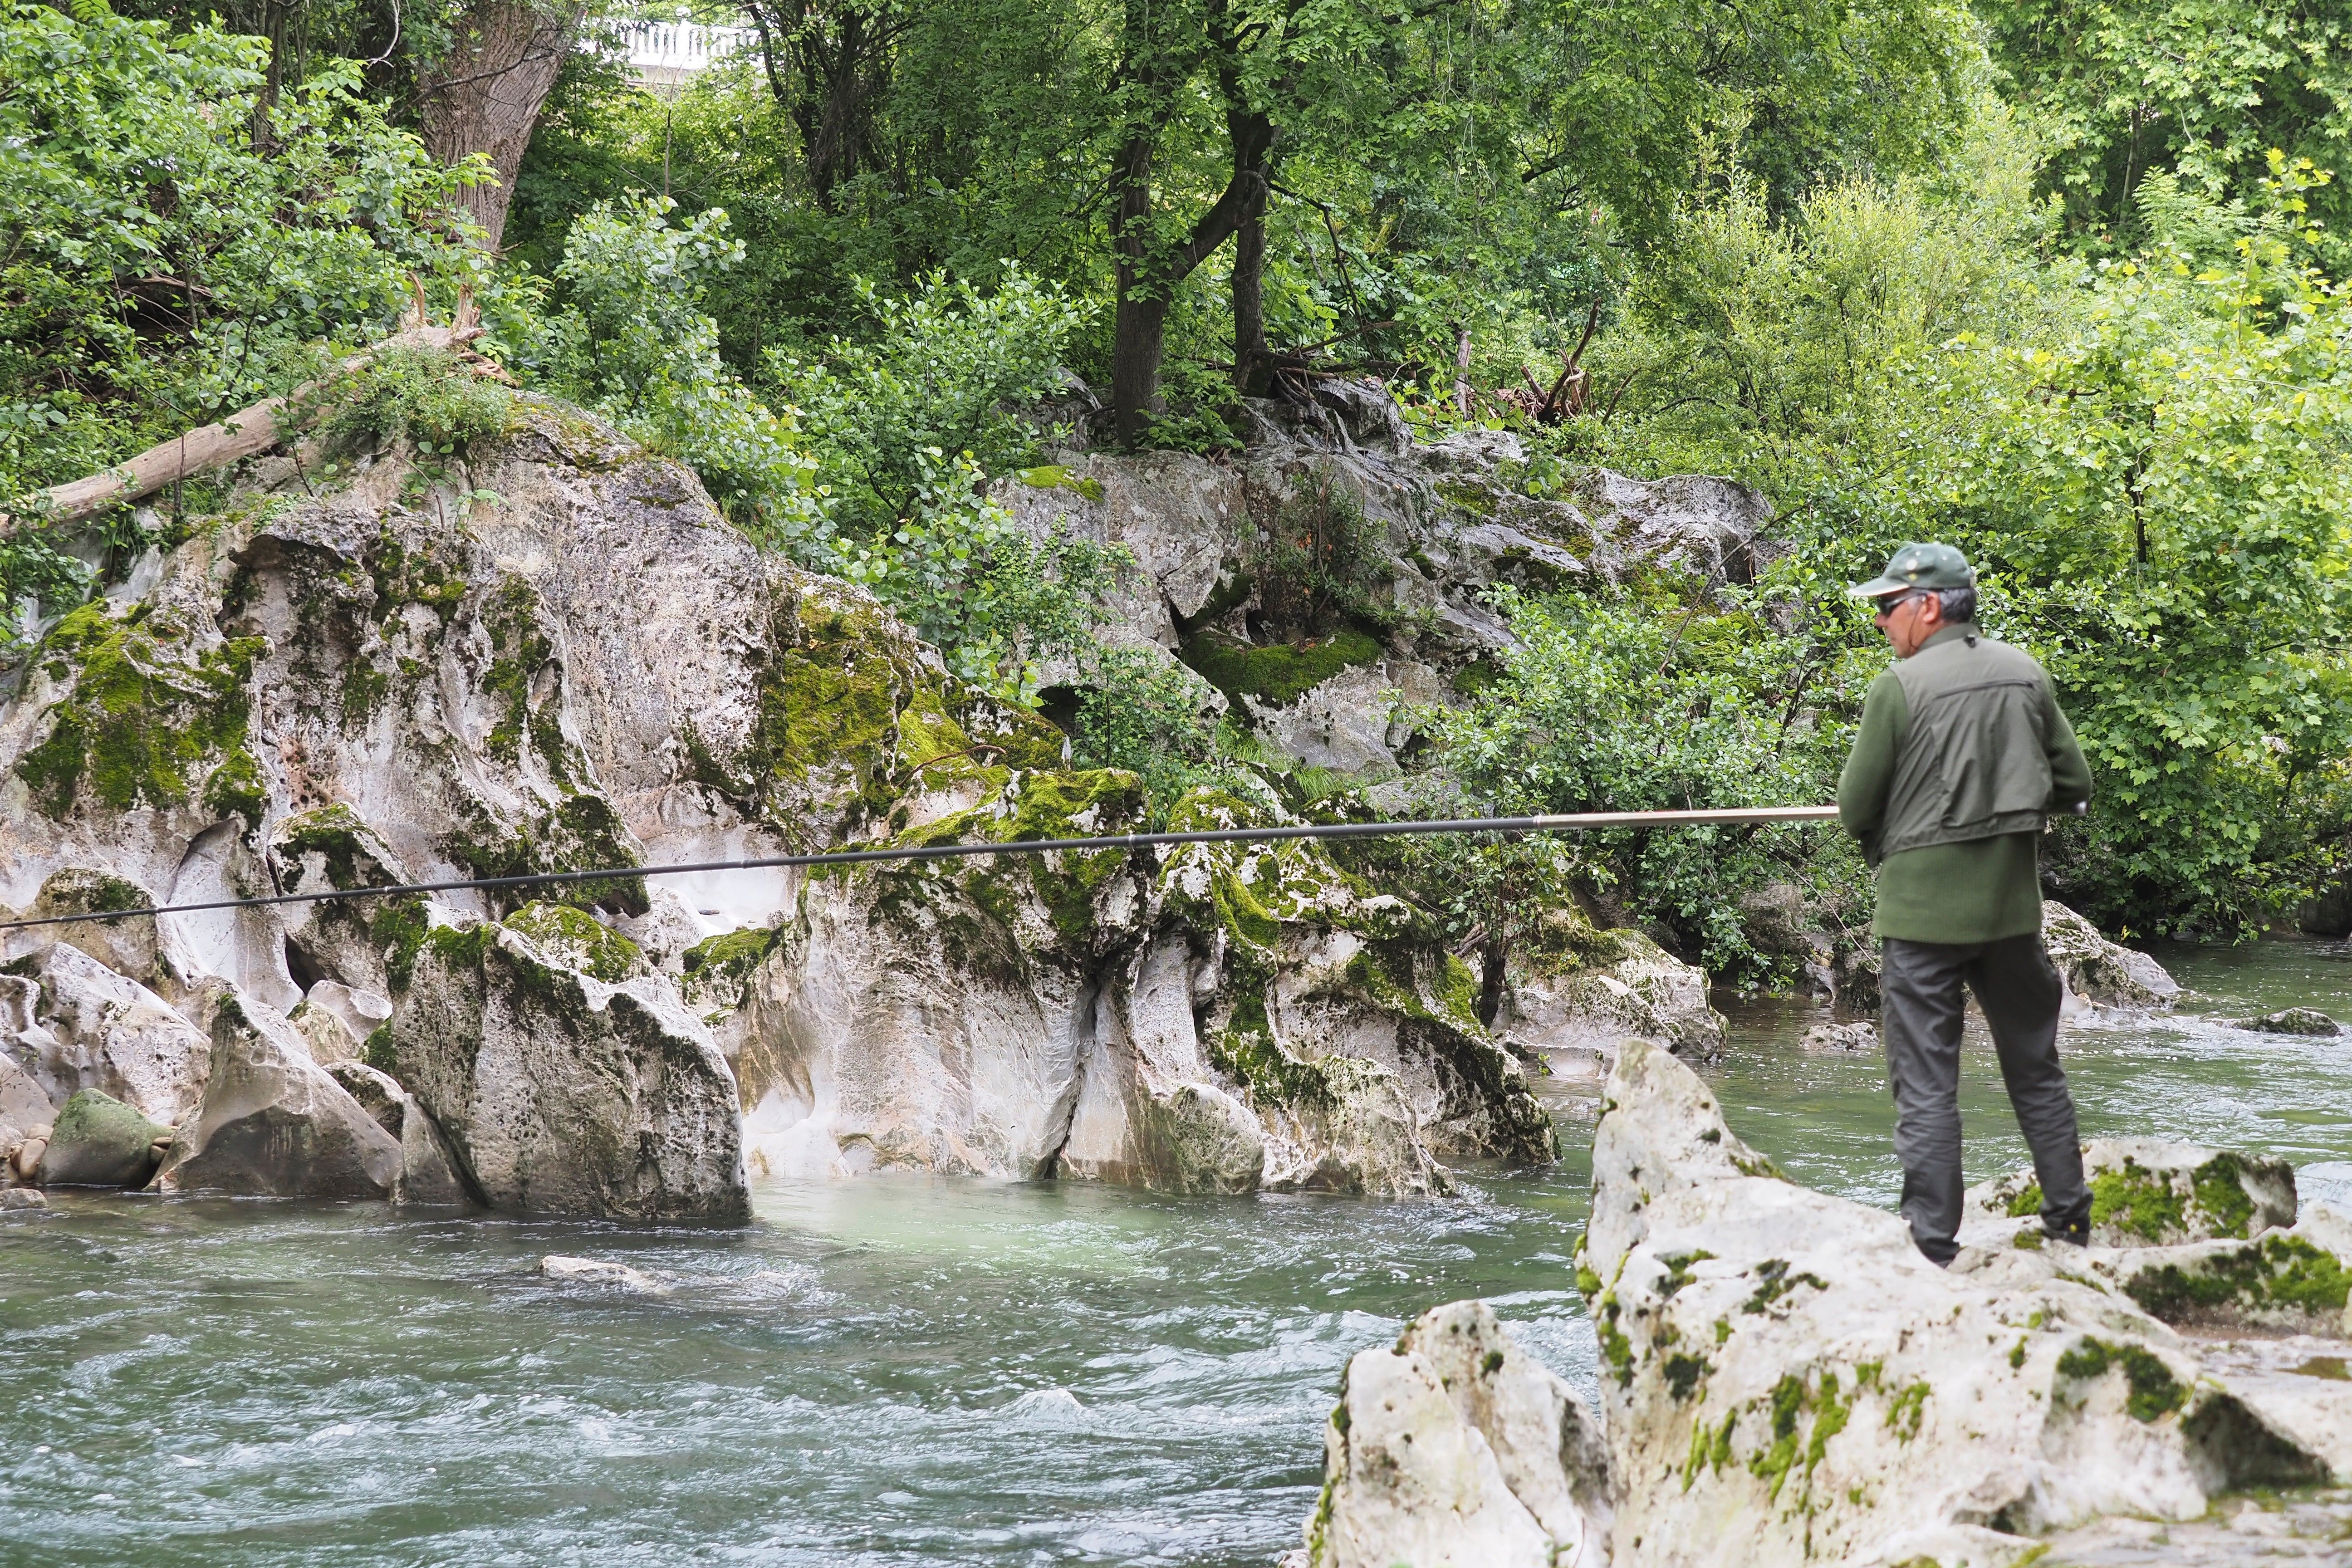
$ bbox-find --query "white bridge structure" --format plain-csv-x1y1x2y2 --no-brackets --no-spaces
612,20,758,87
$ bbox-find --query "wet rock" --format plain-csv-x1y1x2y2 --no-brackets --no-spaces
2242,1008,2342,1037
1798,1020,1878,1054
154,988,402,1199
0,1187,47,1211
324,1060,471,1206
2042,902,2180,1009
392,910,749,1223
1303,1299,1608,1568
539,1254,663,1293
40,1088,171,1186
1961,1138,2298,1248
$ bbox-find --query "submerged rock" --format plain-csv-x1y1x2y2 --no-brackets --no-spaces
2243,1008,2342,1038
2042,902,2180,1009
1798,1020,1878,1055
392,910,749,1223
154,988,402,1200
39,1088,171,1187
539,1254,663,1293
1303,1299,1609,1568
0,1187,47,1211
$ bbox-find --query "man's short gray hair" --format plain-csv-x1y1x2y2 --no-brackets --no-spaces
1937,586,1977,623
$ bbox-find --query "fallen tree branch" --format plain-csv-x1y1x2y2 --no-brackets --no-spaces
2,319,494,538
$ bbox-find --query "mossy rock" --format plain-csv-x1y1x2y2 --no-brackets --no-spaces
270,804,402,894
2117,1234,2352,1331
502,902,648,984
1975,1138,2296,1245
681,926,781,1018
1178,627,1382,708
40,1089,171,1187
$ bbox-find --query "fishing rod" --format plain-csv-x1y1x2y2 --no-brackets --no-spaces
0,804,1841,933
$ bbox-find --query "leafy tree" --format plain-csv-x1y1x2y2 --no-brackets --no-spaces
1984,0,2352,269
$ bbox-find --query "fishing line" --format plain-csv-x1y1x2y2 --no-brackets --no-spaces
0,805,1841,932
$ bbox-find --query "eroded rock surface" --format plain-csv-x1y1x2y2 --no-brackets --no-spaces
2043,902,2180,1010
1496,920,1727,1078
1300,1044,2352,1566
1302,1299,1609,1568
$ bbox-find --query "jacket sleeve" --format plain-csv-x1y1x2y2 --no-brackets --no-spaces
2044,682,2093,811
1838,670,1907,866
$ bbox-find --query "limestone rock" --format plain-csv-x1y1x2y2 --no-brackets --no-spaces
735,779,1545,1195
0,941,210,1126
40,1088,171,1186
1306,1300,1608,1568
1961,1138,2297,1249
2242,1008,2342,1037
2041,902,2180,1009
1577,1043,2332,1565
324,1060,471,1205
392,912,749,1223
1575,470,1779,584
0,1187,47,1211
154,989,402,1199
1799,1020,1878,1054
1498,926,1728,1076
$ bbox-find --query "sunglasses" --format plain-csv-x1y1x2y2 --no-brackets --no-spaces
1871,591,1932,621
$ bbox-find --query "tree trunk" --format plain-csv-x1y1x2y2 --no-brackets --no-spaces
414,0,583,250
1230,127,1275,397
1453,324,1474,416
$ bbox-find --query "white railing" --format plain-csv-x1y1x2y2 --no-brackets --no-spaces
613,20,757,78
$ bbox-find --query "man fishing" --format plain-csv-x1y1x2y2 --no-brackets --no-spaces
1837,543,2096,1262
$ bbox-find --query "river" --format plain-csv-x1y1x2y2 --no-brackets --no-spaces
3,938,2348,1565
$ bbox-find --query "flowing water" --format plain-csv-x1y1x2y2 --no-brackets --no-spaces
5,938,2352,1567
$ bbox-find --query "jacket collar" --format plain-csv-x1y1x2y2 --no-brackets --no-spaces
1917,622,1979,655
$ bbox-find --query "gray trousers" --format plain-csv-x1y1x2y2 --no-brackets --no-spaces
1880,933,2091,1263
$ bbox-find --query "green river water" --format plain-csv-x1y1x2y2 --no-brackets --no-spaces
4,938,2350,1566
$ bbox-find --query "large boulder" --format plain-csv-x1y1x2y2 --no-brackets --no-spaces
2041,901,2180,1009
1302,1299,1609,1568
153,987,402,1199
325,1060,471,1206
39,1088,171,1186
390,906,749,1223
714,779,1550,1195
1563,1042,2347,1563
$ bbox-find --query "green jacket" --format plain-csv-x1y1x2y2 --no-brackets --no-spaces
1837,624,2093,942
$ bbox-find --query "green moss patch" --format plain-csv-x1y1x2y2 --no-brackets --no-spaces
15,602,262,820
1016,465,1106,503
503,902,646,983
2057,1338,2187,1422
1178,627,1382,707
274,804,393,893
2123,1235,2351,1325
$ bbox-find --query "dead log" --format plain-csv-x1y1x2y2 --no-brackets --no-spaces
1,322,492,538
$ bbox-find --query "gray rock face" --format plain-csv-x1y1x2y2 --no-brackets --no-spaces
719,778,1548,1196
1496,927,1728,1077
0,941,210,1129
325,1060,470,1205
40,1088,170,1186
392,914,749,1223
154,989,402,1199
1303,1299,1608,1568
2042,901,2181,1009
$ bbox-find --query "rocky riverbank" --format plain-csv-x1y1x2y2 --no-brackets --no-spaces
1292,1039,2352,1567
1,379,1776,1216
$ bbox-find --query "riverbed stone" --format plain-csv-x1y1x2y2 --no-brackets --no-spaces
39,1088,171,1186
1799,1020,1878,1054
0,1187,47,1211
539,1254,663,1292
1961,1138,2298,1248
2041,902,2180,1009
2242,1008,2342,1037
1498,926,1728,1072
392,914,749,1223
154,987,402,1199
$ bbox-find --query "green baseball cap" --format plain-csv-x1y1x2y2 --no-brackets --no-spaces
1847,542,1976,598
